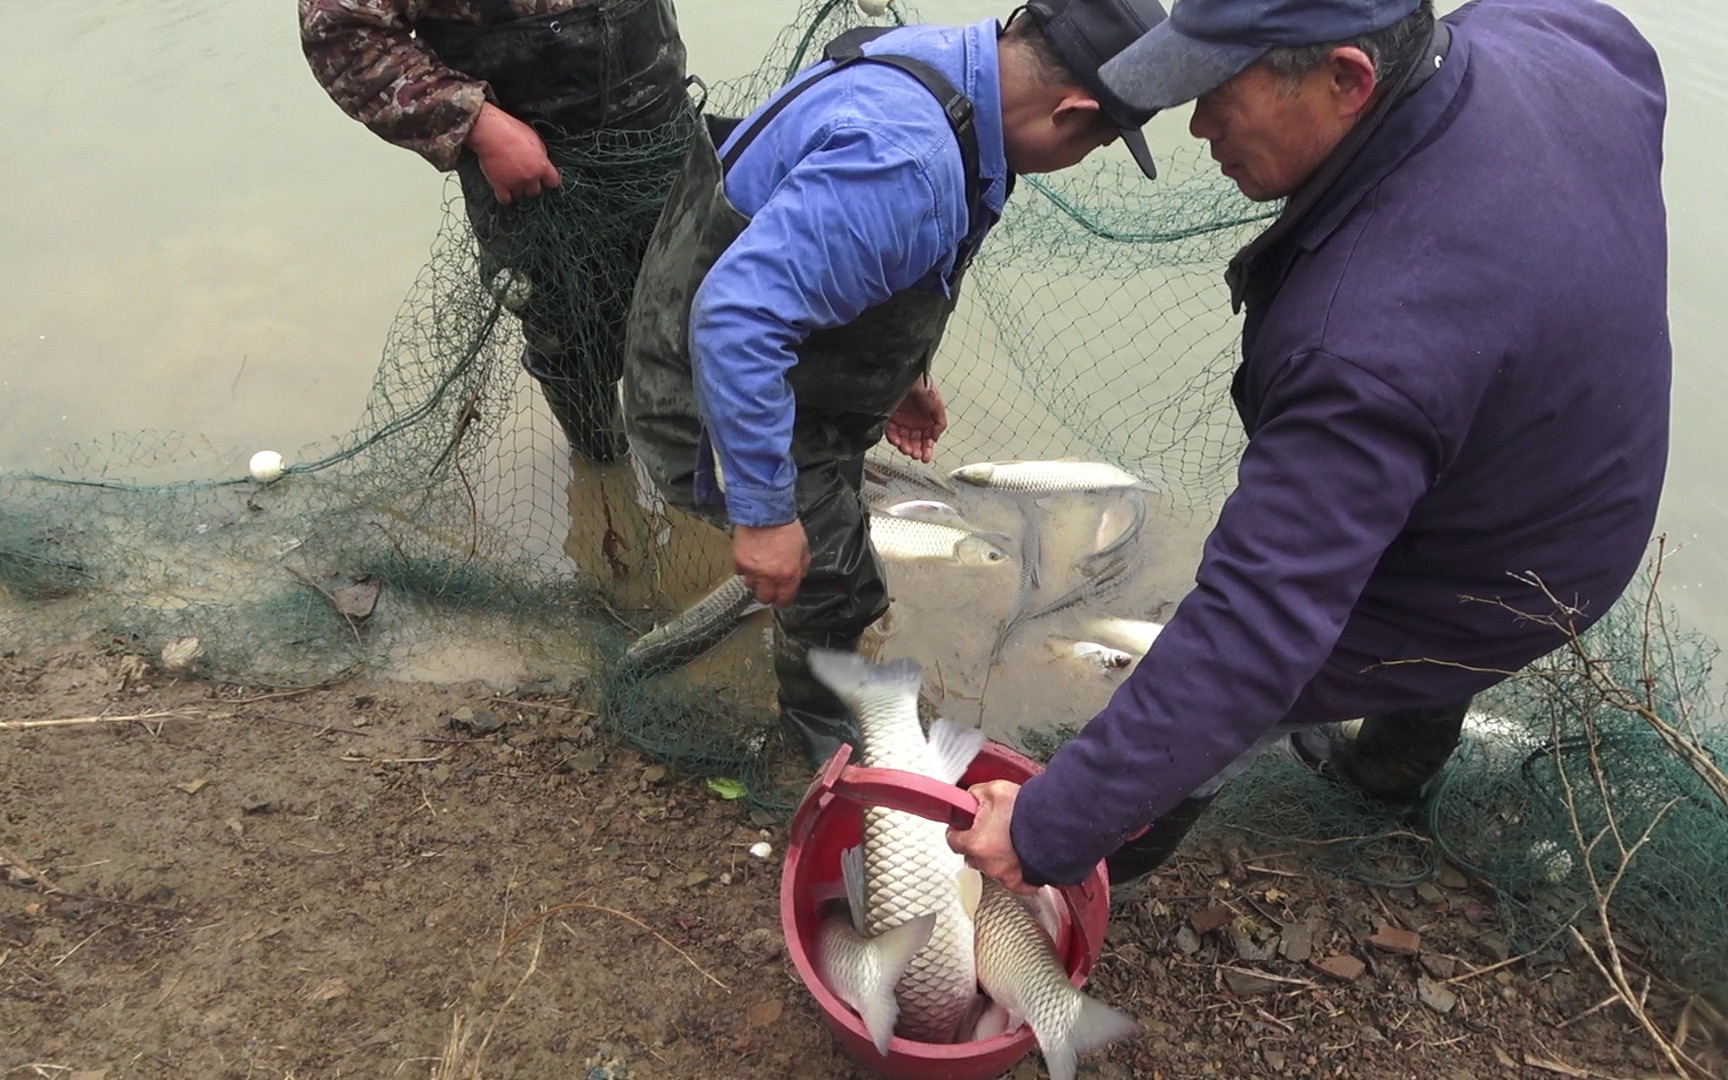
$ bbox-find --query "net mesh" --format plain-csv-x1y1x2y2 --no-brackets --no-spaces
0,0,1721,995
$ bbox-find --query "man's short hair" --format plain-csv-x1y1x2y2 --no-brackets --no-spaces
1262,0,1435,90
1003,13,1078,87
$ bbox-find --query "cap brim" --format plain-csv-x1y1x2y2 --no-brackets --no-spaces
1119,128,1158,181
1099,20,1270,112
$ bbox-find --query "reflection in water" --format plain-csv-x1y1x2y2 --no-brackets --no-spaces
2,0,1725,690
861,465,1203,744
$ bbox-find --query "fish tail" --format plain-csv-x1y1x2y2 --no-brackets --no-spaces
1040,993,1144,1080
857,913,938,1056
807,649,923,710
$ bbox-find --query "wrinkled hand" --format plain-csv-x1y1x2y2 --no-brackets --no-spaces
466,102,562,205
946,780,1037,896
733,521,811,608
886,379,947,463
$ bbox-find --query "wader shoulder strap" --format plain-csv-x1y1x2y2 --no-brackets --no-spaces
471,0,516,25
718,27,983,242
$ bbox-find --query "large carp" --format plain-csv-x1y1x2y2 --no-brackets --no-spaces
807,649,987,1043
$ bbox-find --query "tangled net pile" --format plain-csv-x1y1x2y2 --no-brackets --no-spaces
1,0,1722,1003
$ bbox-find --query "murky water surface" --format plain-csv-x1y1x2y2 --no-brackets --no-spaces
2,1,1721,713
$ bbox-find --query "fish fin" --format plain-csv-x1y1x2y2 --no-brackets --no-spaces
1041,995,1144,1080
807,649,923,708
1029,885,1065,945
927,717,987,785
971,999,1013,1041
955,865,983,919
840,844,868,937
857,913,937,1056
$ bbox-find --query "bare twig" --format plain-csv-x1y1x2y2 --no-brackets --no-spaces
498,900,728,990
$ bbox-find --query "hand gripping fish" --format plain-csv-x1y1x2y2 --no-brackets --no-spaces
807,649,988,1043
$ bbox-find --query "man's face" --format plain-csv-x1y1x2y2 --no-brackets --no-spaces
1189,58,1365,202
1005,99,1122,175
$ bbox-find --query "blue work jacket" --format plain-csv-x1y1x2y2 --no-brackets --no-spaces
690,21,1011,527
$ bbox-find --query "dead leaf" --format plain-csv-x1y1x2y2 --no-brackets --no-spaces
331,576,381,620
71,1071,110,1080
746,998,782,1026
159,635,204,673
1524,1055,1591,1078
305,977,349,1003
175,778,208,796
1190,904,1233,935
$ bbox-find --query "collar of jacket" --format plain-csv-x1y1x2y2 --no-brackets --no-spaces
1226,19,1463,313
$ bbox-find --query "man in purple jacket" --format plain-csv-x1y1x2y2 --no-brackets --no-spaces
948,0,1670,893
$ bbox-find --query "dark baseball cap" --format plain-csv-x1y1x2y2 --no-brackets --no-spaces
1099,0,1422,112
1020,0,1170,179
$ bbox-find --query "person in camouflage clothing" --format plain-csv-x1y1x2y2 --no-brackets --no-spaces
300,0,698,606
300,0,687,459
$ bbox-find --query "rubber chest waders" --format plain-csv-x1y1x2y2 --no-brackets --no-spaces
419,0,688,462
622,28,991,766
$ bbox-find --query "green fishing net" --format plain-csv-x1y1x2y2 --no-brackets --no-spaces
0,0,1720,996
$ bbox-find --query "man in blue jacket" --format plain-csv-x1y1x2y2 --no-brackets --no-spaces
948,0,1671,890
624,1,1167,766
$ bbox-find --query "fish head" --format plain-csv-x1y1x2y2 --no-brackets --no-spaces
950,463,996,486
953,534,1012,567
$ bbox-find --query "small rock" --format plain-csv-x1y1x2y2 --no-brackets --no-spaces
1417,975,1459,1014
641,764,668,785
1222,968,1280,997
685,871,710,888
1230,924,1277,962
570,750,603,774
1279,921,1314,963
749,841,772,859
174,778,208,796
452,706,475,725
1311,954,1367,982
1478,931,1511,961
1262,1049,1287,1072
718,872,733,886
1174,926,1203,956
736,927,782,963
1419,953,1458,980
1415,882,1445,905
1367,926,1421,955
468,710,504,735
241,796,273,814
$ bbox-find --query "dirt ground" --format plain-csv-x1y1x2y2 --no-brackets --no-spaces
2,639,1723,1080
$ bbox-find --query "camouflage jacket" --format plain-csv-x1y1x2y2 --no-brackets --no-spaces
300,0,641,171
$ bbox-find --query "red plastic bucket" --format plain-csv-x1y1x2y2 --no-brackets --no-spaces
779,740,1112,1080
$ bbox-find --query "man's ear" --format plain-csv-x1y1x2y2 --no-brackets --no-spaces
1051,92,1106,128
1327,46,1380,119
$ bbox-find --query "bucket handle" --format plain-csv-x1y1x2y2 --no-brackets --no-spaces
811,746,980,829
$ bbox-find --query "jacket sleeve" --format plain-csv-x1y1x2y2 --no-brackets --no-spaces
1010,349,1445,885
689,121,965,527
298,0,489,170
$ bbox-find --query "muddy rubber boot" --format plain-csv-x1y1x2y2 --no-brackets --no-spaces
564,454,660,611
1289,700,1471,810
773,629,863,770
1105,795,1216,889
